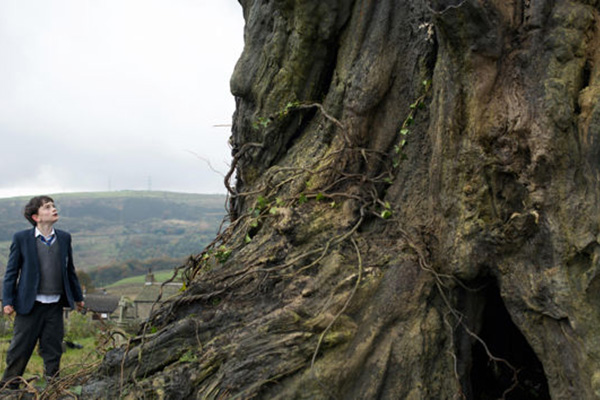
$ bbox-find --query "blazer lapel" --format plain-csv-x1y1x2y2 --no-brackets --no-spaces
27,227,41,271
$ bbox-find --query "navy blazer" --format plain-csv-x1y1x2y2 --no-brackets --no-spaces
2,228,84,315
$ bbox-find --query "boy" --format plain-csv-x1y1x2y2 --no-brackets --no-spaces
1,195,84,388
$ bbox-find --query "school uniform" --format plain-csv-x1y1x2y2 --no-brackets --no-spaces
2,227,84,381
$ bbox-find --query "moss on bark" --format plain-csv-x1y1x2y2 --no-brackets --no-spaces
83,1,600,399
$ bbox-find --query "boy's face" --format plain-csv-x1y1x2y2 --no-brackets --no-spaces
32,201,59,225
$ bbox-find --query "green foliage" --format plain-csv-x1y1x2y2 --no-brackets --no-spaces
0,318,13,338
380,202,393,219
269,207,280,215
65,312,97,340
214,246,232,264
77,270,95,292
279,101,300,117
244,194,286,243
252,116,272,130
179,349,198,363
252,101,301,131
255,195,269,211
70,386,83,396
392,79,432,169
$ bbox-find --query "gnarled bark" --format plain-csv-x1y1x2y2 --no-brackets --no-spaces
84,1,600,399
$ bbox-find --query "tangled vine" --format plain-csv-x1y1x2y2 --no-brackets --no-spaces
106,75,521,399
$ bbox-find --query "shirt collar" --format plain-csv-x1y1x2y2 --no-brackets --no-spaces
35,227,56,238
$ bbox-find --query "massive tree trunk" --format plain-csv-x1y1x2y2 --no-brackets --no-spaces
84,0,600,399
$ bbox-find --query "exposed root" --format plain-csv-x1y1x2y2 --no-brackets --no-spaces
310,238,363,399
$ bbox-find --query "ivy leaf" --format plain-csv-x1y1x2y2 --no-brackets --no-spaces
70,386,83,396
381,210,393,219
256,196,268,210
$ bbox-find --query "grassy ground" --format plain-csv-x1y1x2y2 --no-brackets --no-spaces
0,336,102,382
0,312,108,397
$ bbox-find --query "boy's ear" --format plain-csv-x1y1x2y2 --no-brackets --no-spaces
31,214,40,223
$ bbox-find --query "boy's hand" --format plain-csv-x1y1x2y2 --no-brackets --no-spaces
3,305,14,315
76,301,85,312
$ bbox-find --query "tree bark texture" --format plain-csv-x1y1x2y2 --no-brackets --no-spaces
84,0,600,399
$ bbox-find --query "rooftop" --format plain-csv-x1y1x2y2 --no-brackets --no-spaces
84,293,120,314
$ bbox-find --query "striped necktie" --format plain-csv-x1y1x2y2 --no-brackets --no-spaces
40,235,55,246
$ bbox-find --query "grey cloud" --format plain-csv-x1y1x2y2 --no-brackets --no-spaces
0,0,243,198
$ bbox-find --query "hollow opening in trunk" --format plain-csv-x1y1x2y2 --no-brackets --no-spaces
470,282,550,399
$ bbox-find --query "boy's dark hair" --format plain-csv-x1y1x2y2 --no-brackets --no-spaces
24,195,54,226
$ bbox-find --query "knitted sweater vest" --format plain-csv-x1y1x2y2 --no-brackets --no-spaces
36,239,63,295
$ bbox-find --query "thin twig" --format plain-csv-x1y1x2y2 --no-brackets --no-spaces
426,0,468,15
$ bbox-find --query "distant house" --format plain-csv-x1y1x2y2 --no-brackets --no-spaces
83,293,120,320
134,269,182,320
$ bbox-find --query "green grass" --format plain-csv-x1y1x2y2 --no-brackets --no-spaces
0,313,110,397
0,335,102,382
107,270,181,287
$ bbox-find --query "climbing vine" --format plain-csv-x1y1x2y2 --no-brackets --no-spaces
122,73,517,400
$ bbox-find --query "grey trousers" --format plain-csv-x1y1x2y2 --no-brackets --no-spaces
2,302,64,383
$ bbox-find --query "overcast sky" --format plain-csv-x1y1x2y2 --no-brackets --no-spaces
0,0,244,198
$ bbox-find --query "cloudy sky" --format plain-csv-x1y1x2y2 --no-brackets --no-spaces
0,0,244,198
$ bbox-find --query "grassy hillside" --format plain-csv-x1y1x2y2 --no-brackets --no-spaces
0,191,227,285
104,270,183,300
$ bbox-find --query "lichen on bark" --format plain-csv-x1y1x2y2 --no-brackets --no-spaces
83,1,600,399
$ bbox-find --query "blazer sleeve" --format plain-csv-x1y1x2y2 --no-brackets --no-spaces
2,233,23,307
65,233,84,303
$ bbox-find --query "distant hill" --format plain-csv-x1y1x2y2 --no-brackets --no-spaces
0,191,227,286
